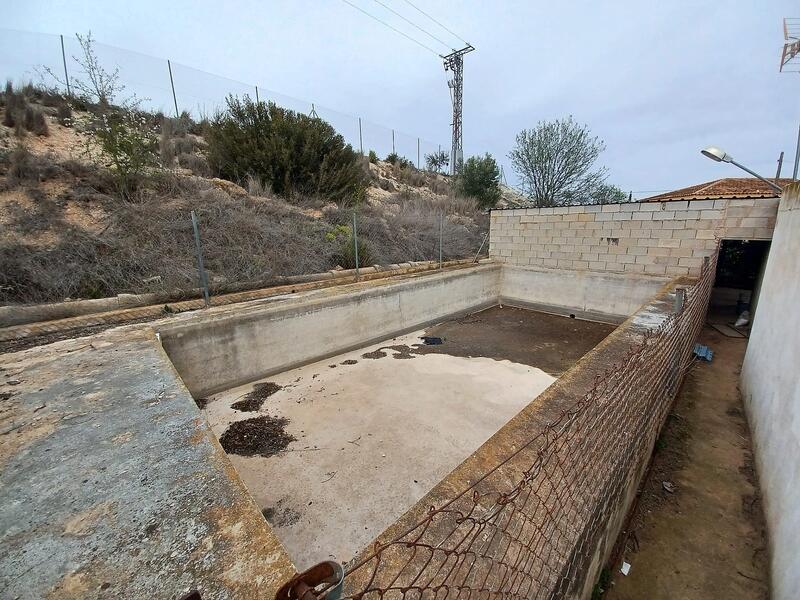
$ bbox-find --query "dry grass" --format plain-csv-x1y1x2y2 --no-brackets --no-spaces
0,141,487,304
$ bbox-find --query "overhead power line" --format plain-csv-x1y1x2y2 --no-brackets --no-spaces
400,0,469,46
370,0,454,51
339,0,442,56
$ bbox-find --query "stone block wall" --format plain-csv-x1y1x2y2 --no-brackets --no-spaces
490,198,778,277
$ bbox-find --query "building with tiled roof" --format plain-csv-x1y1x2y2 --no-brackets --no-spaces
643,177,794,202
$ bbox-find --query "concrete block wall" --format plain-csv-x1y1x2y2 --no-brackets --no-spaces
740,182,800,600
490,198,778,277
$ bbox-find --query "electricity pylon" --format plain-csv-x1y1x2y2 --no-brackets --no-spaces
444,45,475,175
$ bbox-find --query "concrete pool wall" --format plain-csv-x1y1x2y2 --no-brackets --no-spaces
158,263,668,398
0,259,711,599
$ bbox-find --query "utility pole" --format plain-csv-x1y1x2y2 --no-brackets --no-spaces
779,18,799,179
443,45,474,175
793,124,800,180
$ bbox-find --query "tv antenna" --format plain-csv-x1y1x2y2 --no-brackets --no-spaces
780,18,800,180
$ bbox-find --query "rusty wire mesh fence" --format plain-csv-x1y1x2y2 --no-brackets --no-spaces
309,250,717,599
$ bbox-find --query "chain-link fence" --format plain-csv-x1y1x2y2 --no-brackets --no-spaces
0,28,493,308
279,249,716,599
186,204,489,301
0,28,446,167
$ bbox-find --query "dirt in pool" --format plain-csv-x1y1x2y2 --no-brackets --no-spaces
219,415,296,457
231,382,282,412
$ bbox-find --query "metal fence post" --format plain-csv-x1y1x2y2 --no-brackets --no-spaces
167,59,179,117
190,211,211,307
60,34,71,97
417,138,420,169
255,85,259,103
439,214,444,268
673,288,686,313
358,117,363,155
473,232,489,263
352,211,360,281
392,129,395,154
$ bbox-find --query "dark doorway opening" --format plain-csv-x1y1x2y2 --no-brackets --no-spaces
709,240,771,336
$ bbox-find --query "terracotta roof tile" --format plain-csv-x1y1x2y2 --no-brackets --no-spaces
643,178,793,202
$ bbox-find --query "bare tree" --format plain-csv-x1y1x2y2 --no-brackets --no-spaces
509,116,614,207
43,31,125,109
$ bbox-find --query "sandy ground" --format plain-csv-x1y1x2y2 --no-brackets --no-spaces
203,307,615,569
604,327,768,599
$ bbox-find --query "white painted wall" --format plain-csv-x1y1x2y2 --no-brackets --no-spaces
740,182,800,600
160,262,674,397
159,265,501,396
501,265,668,320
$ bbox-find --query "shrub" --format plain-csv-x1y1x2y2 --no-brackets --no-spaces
56,102,72,126
385,152,412,169
3,145,63,186
368,149,378,164
454,153,502,209
245,174,270,197
330,224,374,269
24,106,49,136
1,80,11,106
6,144,37,184
2,81,25,129
86,110,160,199
159,116,197,165
206,96,367,202
397,165,426,187
177,152,210,176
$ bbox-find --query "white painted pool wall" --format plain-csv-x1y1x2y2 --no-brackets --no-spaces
160,264,501,397
740,182,800,600
501,265,668,320
160,261,672,399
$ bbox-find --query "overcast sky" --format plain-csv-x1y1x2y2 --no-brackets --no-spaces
4,0,799,196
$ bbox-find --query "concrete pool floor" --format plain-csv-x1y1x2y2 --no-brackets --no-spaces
202,306,615,568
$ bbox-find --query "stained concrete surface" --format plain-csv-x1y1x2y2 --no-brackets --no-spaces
0,326,294,599
416,305,616,375
203,306,615,569
605,328,768,599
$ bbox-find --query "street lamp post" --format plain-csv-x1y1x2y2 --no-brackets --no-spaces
700,146,783,193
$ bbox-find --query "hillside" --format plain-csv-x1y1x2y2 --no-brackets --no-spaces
0,91,500,304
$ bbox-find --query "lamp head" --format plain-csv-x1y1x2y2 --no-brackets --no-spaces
701,146,733,163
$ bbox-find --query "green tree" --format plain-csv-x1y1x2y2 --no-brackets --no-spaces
425,149,449,174
455,154,502,209
206,96,367,202
509,116,621,207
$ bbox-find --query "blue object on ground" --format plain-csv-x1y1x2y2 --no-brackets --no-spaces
693,343,714,362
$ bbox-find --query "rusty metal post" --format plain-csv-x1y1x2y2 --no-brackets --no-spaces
352,211,360,281
439,213,444,268
673,288,685,313
473,232,488,263
191,211,210,307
